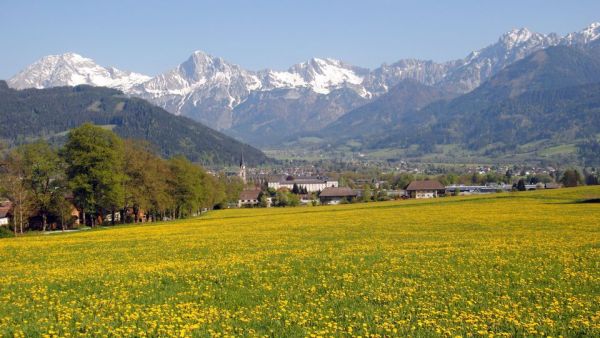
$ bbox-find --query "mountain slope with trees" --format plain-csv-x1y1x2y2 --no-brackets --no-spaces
374,46,600,149
0,81,268,165
312,79,456,144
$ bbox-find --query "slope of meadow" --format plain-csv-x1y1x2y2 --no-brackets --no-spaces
0,187,599,336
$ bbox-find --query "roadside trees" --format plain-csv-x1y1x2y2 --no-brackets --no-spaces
61,123,125,226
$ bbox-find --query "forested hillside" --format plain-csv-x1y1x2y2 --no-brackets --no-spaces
372,47,600,151
307,46,600,163
0,81,268,165
315,79,455,143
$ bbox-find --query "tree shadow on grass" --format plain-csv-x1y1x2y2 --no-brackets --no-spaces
574,198,600,203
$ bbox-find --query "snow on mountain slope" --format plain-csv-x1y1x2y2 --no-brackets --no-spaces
441,23,600,92
129,51,263,130
7,22,600,138
135,50,262,98
7,53,150,91
563,22,600,45
256,57,370,101
264,58,367,95
439,28,562,92
129,52,372,129
362,59,456,96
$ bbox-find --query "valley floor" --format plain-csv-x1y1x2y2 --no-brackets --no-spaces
0,187,599,336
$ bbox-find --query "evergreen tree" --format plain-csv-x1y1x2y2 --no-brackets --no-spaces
560,169,582,187
585,172,599,185
505,169,513,182
517,179,527,191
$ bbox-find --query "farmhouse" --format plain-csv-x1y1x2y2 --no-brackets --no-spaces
0,201,12,226
268,176,338,193
405,180,445,199
238,188,262,208
319,187,357,205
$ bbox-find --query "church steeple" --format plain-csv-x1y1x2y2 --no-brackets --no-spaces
238,152,246,184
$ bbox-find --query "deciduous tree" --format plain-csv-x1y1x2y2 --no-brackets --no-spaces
61,123,125,226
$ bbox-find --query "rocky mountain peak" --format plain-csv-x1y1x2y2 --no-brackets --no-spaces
500,27,535,46
563,22,600,45
7,52,150,91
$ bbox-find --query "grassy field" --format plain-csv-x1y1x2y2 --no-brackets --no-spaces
1,187,599,337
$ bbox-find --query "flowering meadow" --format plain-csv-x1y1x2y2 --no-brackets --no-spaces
0,187,599,337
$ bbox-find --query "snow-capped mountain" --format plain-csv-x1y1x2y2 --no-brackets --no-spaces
261,58,369,96
362,59,457,96
126,52,371,129
439,28,562,92
8,53,150,92
130,51,263,130
6,22,600,144
562,22,600,46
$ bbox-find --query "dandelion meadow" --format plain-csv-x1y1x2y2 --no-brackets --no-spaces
0,187,599,337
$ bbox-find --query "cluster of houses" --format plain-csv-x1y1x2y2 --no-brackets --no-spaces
0,197,163,231
237,156,357,207
238,175,358,207
0,198,81,231
237,174,565,207
403,181,562,199
238,178,449,207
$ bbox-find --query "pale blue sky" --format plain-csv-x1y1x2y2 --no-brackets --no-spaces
1,0,599,79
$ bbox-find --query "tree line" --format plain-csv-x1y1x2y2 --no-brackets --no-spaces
0,123,243,235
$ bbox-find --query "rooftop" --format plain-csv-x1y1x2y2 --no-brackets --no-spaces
406,180,445,191
239,189,261,200
319,187,357,198
268,176,334,184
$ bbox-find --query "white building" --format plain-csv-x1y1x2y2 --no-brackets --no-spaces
268,176,338,193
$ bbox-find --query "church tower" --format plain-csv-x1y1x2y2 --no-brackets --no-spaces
239,152,246,184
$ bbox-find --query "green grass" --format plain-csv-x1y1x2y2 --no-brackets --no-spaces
0,187,599,336
539,143,578,156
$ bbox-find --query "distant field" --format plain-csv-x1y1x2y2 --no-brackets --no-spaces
1,187,599,336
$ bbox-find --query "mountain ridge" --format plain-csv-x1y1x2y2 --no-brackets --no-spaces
7,22,600,148
364,46,600,160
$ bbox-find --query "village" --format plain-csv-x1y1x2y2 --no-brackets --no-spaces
0,148,589,233
0,146,593,233
233,155,571,208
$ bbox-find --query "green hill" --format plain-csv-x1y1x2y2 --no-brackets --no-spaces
0,81,268,165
